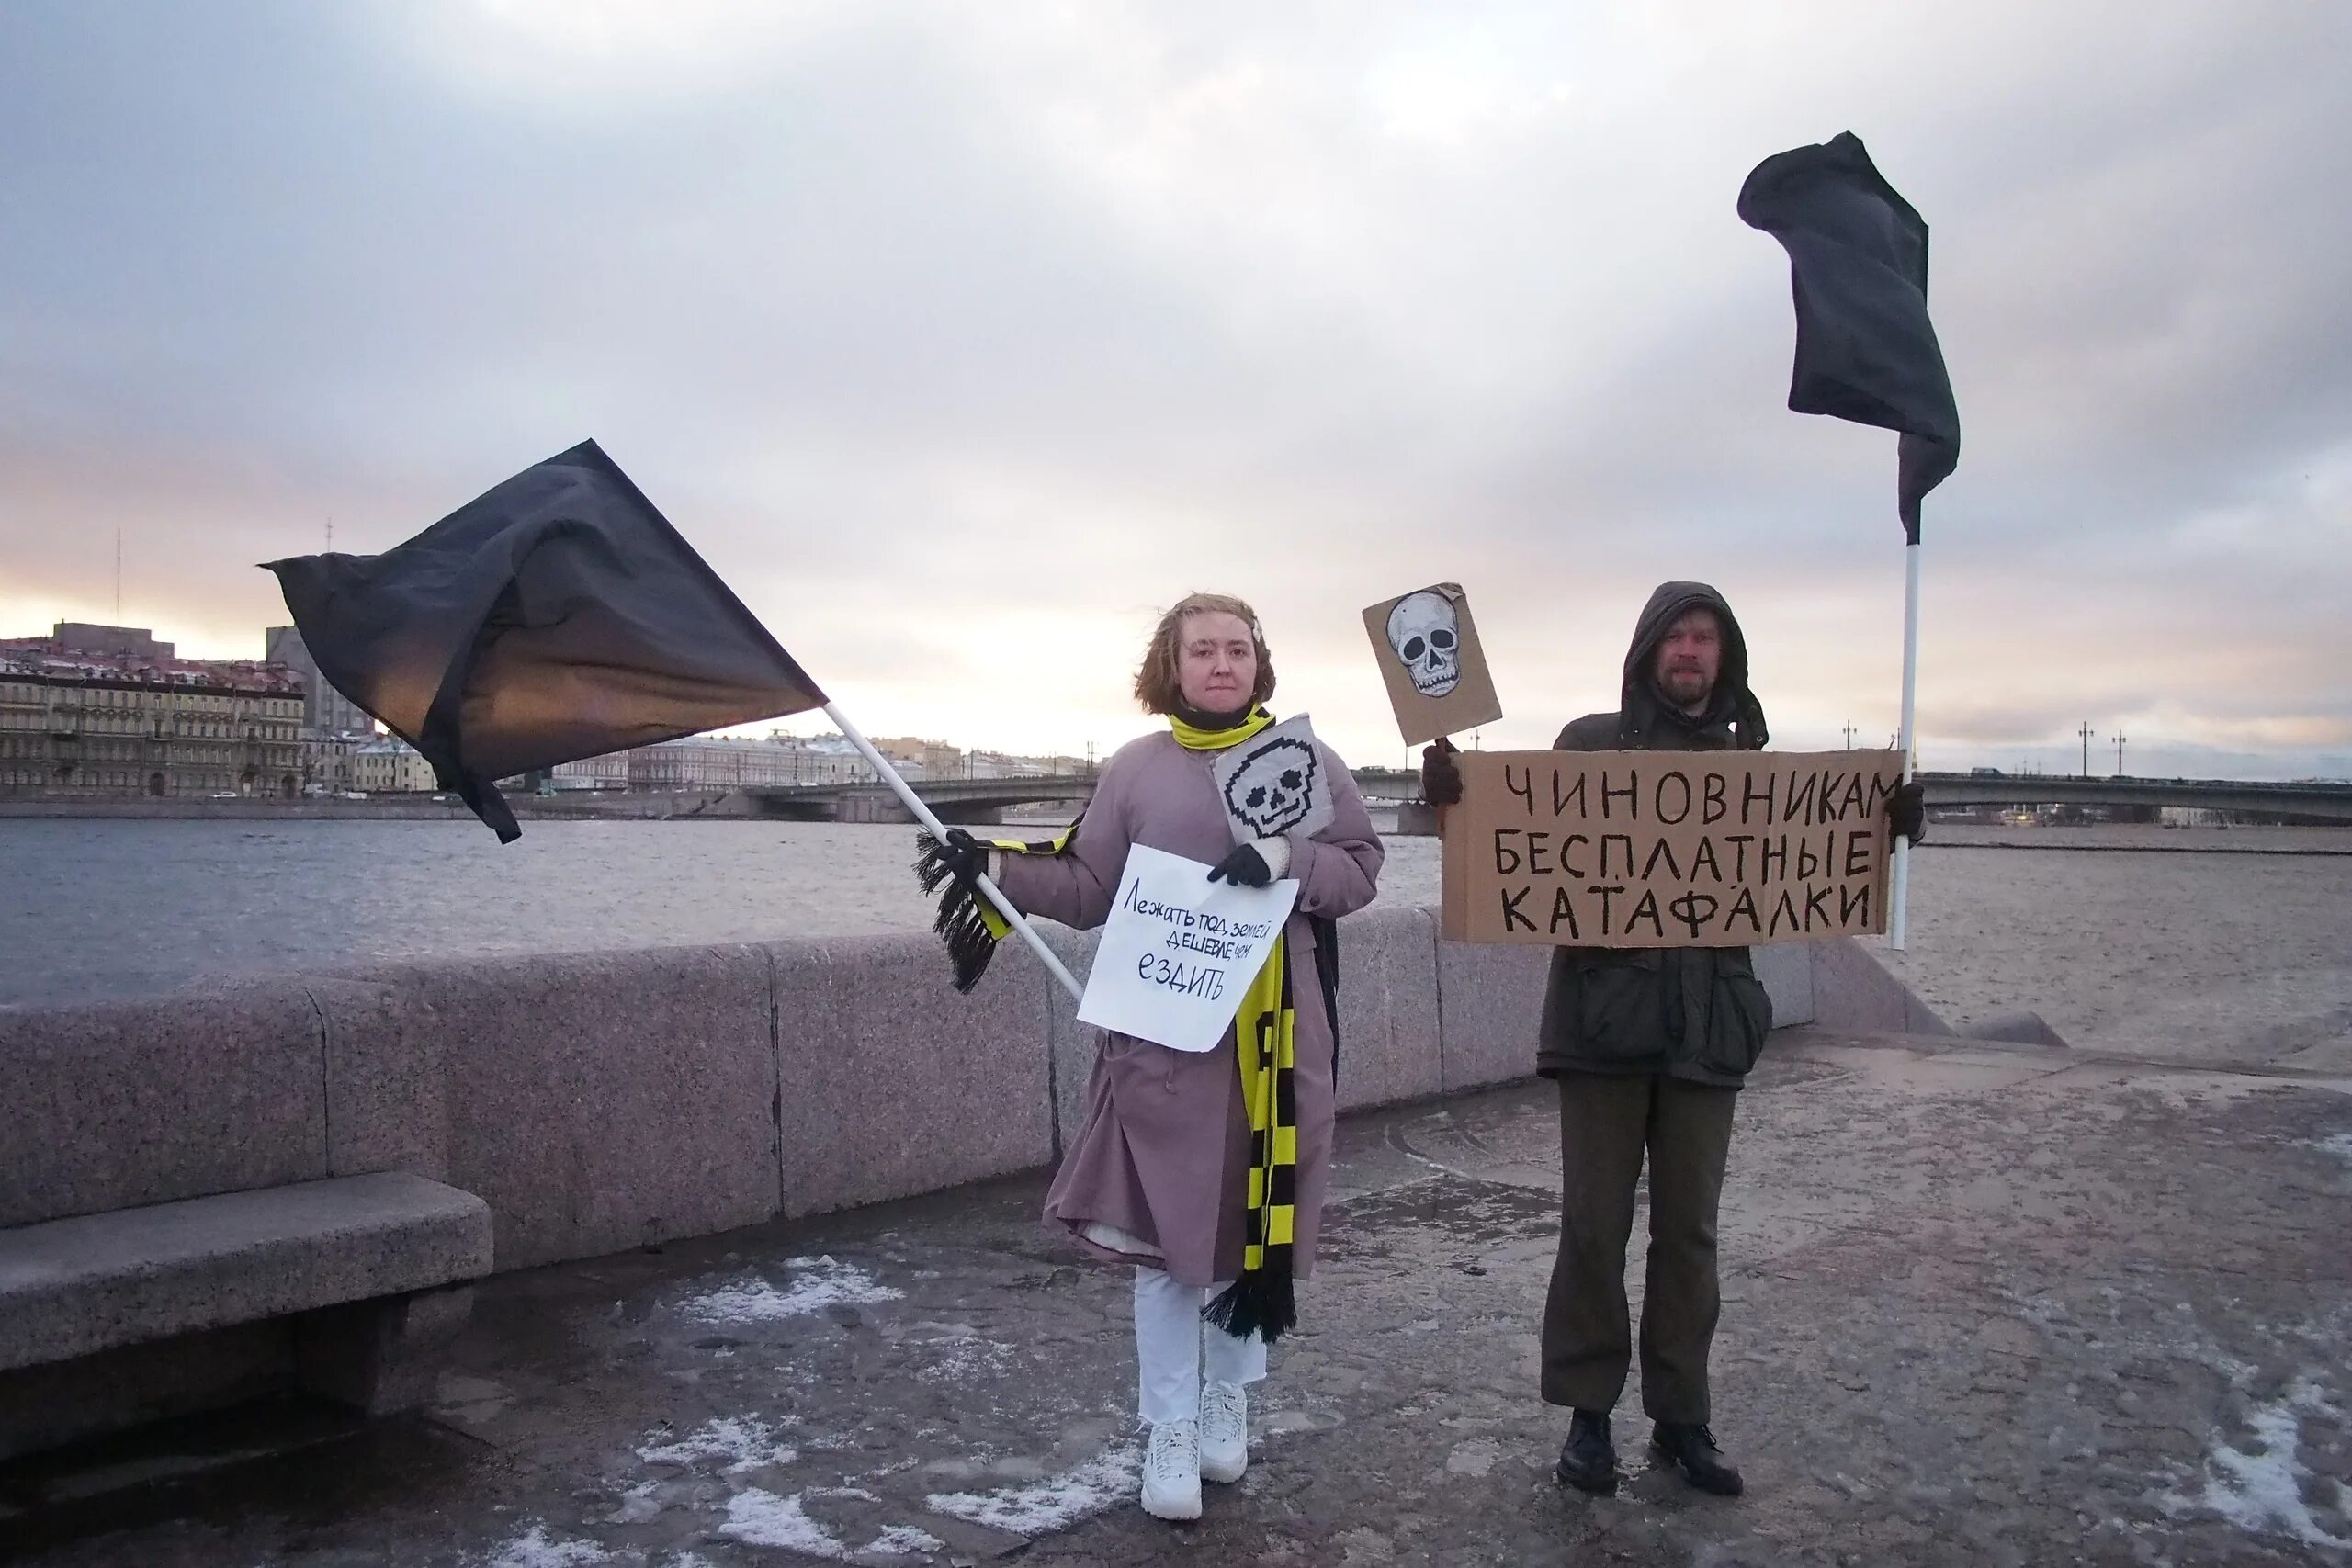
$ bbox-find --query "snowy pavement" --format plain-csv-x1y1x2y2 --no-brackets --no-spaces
9,1030,2350,1567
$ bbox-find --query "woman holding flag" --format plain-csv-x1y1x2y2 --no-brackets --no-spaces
917,592,1383,1522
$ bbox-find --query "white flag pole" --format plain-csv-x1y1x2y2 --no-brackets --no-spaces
821,700,1085,1000
1887,539,1921,950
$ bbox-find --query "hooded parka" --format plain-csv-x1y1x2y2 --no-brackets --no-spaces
1535,582,1775,1088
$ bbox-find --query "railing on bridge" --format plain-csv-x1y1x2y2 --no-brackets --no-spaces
1912,773,2352,825
741,770,1099,824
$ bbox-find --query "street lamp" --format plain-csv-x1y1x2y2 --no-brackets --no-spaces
2112,730,2127,778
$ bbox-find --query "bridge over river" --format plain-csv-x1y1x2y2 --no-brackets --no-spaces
738,768,2352,829
1910,772,2352,825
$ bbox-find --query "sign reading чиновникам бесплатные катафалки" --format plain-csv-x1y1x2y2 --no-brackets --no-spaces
1440,750,1903,947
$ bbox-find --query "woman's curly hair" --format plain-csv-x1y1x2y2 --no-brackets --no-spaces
1133,592,1276,715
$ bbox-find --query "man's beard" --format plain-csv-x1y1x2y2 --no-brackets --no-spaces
1659,669,1713,712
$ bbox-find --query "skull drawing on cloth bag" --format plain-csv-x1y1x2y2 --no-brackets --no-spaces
1385,591,1460,696
1210,714,1336,845
1225,738,1319,837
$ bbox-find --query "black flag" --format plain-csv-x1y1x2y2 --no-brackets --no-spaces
266,440,827,841
1738,132,1959,541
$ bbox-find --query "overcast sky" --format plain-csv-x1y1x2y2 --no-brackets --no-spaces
3,1,2346,777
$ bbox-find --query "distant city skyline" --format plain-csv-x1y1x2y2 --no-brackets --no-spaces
3,608,2343,785
3,4,2346,782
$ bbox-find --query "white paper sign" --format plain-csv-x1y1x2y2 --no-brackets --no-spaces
1209,713,1334,846
1076,843,1302,1053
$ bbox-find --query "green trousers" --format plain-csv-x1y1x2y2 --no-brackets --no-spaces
1540,1072,1739,1423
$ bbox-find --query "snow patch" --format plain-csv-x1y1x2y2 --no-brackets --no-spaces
606,1480,664,1525
867,1523,947,1554
717,1489,943,1561
719,1489,841,1554
926,1444,1140,1536
924,1333,1013,1382
2161,1376,2351,1550
481,1525,611,1567
680,1257,904,1322
2313,1132,2352,1168
636,1414,799,1472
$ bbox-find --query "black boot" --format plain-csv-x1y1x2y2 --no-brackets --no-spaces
1652,1422,1744,1495
1555,1409,1617,1495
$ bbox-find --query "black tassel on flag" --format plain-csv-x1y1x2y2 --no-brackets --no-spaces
911,828,1001,993
1738,132,1961,541
265,440,827,841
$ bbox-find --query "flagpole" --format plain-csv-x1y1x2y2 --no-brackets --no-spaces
1888,540,1921,951
821,701,1085,1001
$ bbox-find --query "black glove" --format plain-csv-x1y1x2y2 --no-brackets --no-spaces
1420,737,1464,807
1888,781,1927,846
941,827,989,883
913,826,989,895
1205,840,1276,887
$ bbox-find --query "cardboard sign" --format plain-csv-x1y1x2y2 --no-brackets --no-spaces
1209,713,1335,845
1363,582,1504,747
1440,750,1904,948
1078,843,1302,1052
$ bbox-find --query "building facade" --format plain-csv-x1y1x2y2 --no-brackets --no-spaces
300,729,370,794
549,751,631,791
264,625,372,735
872,736,966,780
536,736,1087,792
0,624,305,797
968,750,1089,780
350,738,440,794
620,735,876,790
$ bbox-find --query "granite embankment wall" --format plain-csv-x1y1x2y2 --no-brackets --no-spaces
0,910,1944,1269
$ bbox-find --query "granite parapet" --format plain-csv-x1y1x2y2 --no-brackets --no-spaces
0,980,328,1229
1331,906,1444,1111
7,920,1940,1267
769,931,1057,1219
299,944,779,1269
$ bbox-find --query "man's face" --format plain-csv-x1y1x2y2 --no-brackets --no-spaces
1653,607,1723,714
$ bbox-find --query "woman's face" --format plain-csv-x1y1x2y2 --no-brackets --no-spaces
1175,610,1259,714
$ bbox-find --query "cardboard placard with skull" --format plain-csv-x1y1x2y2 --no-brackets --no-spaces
1385,591,1461,696
1210,714,1335,844
1361,581,1504,747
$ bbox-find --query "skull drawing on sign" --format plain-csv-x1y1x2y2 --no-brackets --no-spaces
1385,591,1460,697
1221,737,1321,839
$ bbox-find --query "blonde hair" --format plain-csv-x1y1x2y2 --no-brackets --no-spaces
1133,592,1277,715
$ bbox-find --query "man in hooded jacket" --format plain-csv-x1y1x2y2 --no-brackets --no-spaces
1424,581,1921,1499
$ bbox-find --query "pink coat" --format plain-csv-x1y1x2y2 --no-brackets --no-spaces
994,728,1384,1287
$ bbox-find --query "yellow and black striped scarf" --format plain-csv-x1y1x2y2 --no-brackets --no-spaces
1206,886,1301,1342
914,705,1309,1340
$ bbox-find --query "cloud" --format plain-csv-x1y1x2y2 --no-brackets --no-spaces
1,1,2346,775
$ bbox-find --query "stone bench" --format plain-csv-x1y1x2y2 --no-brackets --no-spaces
0,1172,492,1457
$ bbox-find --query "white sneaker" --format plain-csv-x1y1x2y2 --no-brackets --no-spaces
1198,1379,1248,1483
1139,1417,1203,1520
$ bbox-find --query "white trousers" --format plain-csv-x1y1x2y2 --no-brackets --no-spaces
1133,1266,1269,1427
